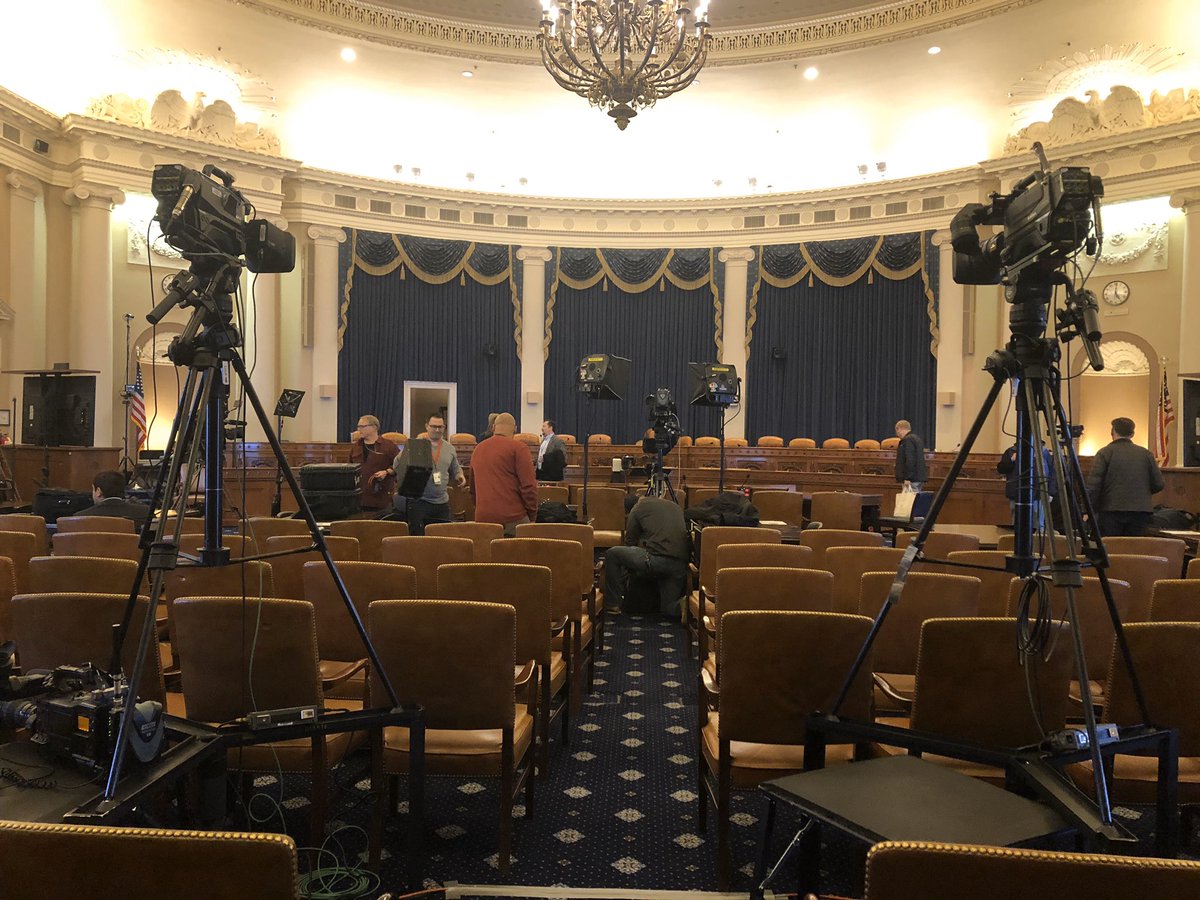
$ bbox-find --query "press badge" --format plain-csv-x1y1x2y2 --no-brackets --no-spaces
432,471,443,485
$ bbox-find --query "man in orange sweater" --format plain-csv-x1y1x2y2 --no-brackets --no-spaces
470,412,538,535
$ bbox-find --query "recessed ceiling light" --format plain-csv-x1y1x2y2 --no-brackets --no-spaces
803,66,819,81
340,47,357,63
462,69,475,78
928,46,941,55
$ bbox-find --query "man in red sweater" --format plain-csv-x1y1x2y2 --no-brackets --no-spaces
470,412,538,535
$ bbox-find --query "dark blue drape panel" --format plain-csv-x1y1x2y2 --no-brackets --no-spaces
746,273,936,444
545,281,717,442
337,271,519,439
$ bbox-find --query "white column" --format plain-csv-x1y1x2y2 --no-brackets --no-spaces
1172,191,1200,373
241,220,283,442
307,225,346,442
5,172,46,440
718,248,754,441
64,182,125,447
517,246,551,434
932,230,964,451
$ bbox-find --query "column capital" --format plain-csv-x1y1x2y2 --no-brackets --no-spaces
1170,190,1200,212
931,228,953,247
718,247,756,265
307,224,347,245
63,182,125,209
265,214,289,231
516,246,552,264
5,172,41,200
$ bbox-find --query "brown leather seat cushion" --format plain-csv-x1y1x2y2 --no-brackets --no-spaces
701,713,856,789
381,706,535,777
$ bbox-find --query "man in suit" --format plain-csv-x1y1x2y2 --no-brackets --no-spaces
536,419,567,481
74,470,149,524
1087,417,1164,536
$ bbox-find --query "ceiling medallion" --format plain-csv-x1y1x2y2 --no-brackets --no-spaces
538,0,712,130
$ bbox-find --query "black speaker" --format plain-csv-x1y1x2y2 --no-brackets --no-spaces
300,463,359,492
577,354,631,400
688,362,740,407
23,375,96,446
397,438,434,498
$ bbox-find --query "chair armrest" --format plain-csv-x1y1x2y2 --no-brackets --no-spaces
872,673,914,712
514,660,536,688
550,615,569,636
321,657,369,690
702,615,716,637
700,666,719,699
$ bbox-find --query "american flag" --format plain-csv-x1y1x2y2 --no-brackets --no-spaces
1155,369,1175,467
130,362,148,450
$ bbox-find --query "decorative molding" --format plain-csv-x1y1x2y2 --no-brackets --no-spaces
63,183,126,209
307,224,347,245
717,248,755,265
126,202,188,270
86,89,281,155
1097,340,1151,376
930,228,952,247
228,0,1040,67
1008,43,1185,116
1098,221,1168,267
1005,84,1200,153
4,172,41,200
1170,190,1200,211
516,247,552,264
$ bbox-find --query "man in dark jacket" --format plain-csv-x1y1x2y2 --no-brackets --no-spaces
74,470,149,524
893,419,928,492
604,496,690,618
1087,417,1164,537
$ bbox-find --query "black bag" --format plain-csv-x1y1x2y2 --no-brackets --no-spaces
33,488,93,524
536,500,578,523
1150,506,1198,530
684,491,760,529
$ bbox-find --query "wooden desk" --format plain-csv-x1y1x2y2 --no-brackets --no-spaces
2,445,120,502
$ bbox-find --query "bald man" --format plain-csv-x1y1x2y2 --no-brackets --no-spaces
470,412,539,535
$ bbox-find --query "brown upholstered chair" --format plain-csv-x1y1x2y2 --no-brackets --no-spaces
558,434,577,444
873,617,1073,784
855,439,882,450
244,516,311,547
687,486,721,507
263,535,360,602
0,558,15,643
859,571,981,708
996,531,1071,558
756,435,784,447
303,560,417,699
12,592,168,706
514,432,540,445
0,513,50,554
438,562,566,770
172,534,254,560
1103,536,1188,578
751,490,805,526
329,519,410,563
715,542,813,572
424,522,504,562
163,560,275,672
536,484,570,504
380,535,474,598
368,599,534,872
0,529,43,592
788,438,817,449
688,526,780,656
28,556,138,595
862,839,1200,900
880,436,901,450
583,486,627,548
798,528,885,569
449,432,476,445
1189,558,1200,579
0,821,302,900
809,491,863,531
698,609,873,889
822,437,851,449
381,432,406,444
898,530,982,556
725,438,749,448
587,433,612,444
1106,554,1177,622
52,531,141,562
826,546,907,614
694,436,721,447
174,595,365,841
946,550,1021,617
1150,579,1200,622
55,515,136,534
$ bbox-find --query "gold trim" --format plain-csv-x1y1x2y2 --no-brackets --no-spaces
710,248,723,359
337,229,357,352
510,246,522,363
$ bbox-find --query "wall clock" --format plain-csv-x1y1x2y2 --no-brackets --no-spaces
1102,280,1130,306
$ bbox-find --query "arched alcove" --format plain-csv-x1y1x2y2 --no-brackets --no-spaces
1069,332,1160,455
132,324,183,450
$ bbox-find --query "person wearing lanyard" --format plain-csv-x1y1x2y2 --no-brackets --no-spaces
380,413,466,534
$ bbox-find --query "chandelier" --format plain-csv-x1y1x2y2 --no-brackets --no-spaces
538,0,713,130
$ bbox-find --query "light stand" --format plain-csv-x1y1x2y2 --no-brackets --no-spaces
270,389,304,518
687,363,740,494
575,353,630,523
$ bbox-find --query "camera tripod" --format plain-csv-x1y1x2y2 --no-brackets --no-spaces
101,255,403,805
644,443,678,503
828,261,1156,842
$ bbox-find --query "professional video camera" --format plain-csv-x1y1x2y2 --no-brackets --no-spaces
0,647,163,772
151,163,295,273
643,388,682,456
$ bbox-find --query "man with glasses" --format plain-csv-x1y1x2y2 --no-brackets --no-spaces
349,414,399,513
381,413,466,534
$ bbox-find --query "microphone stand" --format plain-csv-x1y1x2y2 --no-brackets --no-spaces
118,313,135,479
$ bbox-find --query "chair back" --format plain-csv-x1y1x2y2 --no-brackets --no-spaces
854,439,881,451
537,484,570,504
1189,558,1200,580
491,538,582,622
1150,579,1200,622
450,433,476,445
55,516,136,534
996,531,1071,558
798,528,884,568
788,438,817,449
898,530,981,556
809,492,863,530
174,596,321,721
263,535,360,601
825,546,906,614
381,432,406,444
716,542,813,571
582,486,626,533
0,558,15,642
1102,536,1187,578
757,436,784,447
245,516,311,547
587,434,612,444
173,534,253,560
52,531,140,562
718,610,873,743
167,560,274,603
1105,554,1176,623
1105,622,1200,756
12,592,164,701
424,522,504,562
558,434,577,445
303,560,416,661
699,526,779,595
0,513,49,553
329,519,410,562
879,437,901,450
29,556,138,595
0,529,43,591
946,550,1021,617
380,535,474,597
438,562,553,666
863,840,1200,900
859,572,981,675
694,436,720,448
714,568,834,627
1021,577,1130,685
515,522,593,594
369,599,516,729
821,438,850,450
0,822,301,900
725,438,749,448
751,490,805,526
687,486,720,507
911,617,1073,747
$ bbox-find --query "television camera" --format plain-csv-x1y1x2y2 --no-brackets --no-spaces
643,387,682,456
